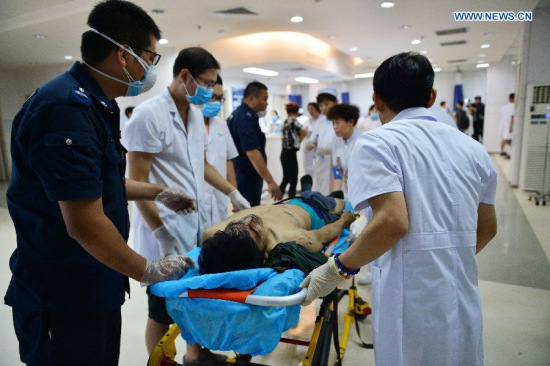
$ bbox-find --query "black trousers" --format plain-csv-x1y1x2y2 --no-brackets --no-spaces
279,148,299,198
13,307,121,366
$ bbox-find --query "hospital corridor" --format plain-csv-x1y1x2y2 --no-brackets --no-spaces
0,156,547,365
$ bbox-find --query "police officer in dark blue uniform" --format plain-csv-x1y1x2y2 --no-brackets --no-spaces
5,1,196,365
227,81,283,206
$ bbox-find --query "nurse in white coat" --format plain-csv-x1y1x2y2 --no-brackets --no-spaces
300,52,497,366
201,75,239,227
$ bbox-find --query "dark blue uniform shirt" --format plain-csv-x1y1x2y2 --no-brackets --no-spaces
5,62,130,314
227,103,267,175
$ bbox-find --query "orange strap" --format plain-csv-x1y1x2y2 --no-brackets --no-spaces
187,286,259,303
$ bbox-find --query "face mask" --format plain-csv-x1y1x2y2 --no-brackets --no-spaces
371,113,379,120
271,116,278,122
257,110,267,118
86,28,157,97
201,101,221,118
182,74,213,105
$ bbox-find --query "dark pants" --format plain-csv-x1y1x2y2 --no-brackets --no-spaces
279,148,299,198
472,120,483,141
236,171,263,206
12,307,121,366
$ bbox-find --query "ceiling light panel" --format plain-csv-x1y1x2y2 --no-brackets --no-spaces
243,67,278,76
295,77,318,84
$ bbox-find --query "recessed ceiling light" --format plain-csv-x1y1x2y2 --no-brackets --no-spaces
420,50,427,55
476,63,489,68
295,77,318,84
349,47,358,52
380,2,395,8
242,67,278,77
400,25,410,30
158,38,169,45
291,16,303,23
481,44,490,49
34,34,46,39
411,39,421,45
64,55,73,60
433,68,441,72
354,73,375,79
479,53,486,57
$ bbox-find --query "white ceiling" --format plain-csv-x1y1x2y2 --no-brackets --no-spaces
0,0,542,82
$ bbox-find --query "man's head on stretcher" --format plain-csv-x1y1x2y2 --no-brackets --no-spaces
198,194,355,274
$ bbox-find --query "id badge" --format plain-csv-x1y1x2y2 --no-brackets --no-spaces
332,166,343,179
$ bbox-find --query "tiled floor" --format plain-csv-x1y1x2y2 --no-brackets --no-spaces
0,154,549,365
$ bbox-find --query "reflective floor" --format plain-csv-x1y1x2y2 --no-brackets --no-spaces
0,154,548,365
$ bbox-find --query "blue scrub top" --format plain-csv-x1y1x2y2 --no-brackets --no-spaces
5,62,130,313
227,103,266,175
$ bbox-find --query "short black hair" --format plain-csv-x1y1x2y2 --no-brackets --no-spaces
316,93,337,104
199,231,265,274
475,96,482,101
373,52,434,113
173,47,220,78
124,106,134,118
81,0,161,66
457,100,464,107
216,74,223,85
308,102,321,113
440,101,446,107
244,81,268,99
509,93,515,100
368,104,376,113
327,104,360,125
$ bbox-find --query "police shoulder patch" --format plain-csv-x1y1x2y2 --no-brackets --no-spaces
71,86,91,106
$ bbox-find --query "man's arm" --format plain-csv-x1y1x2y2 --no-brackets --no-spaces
226,160,237,187
59,198,147,281
295,211,356,252
509,115,514,133
338,192,408,269
204,156,236,195
246,149,283,200
476,203,497,254
332,177,343,192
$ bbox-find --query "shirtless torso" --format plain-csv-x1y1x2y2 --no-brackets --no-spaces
202,202,354,253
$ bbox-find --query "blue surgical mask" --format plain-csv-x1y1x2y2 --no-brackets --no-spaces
271,116,278,122
183,74,213,105
86,28,157,97
371,113,379,120
201,101,222,118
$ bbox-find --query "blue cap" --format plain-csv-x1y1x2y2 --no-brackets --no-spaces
318,87,338,98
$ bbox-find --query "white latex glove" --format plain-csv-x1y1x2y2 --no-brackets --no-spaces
153,225,182,257
140,254,195,286
228,190,251,211
155,188,196,214
299,256,342,306
316,148,332,156
347,214,367,244
305,140,316,151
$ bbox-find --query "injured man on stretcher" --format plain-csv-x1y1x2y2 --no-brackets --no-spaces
199,191,355,274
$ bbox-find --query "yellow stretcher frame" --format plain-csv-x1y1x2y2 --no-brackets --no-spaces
148,283,371,366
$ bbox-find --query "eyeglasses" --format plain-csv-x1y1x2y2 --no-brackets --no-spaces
130,45,161,66
211,95,226,103
195,75,217,89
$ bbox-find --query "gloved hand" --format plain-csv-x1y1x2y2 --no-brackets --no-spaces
305,140,316,151
347,214,367,244
140,254,195,286
299,256,342,306
316,148,332,156
152,225,182,257
155,188,196,214
228,190,251,211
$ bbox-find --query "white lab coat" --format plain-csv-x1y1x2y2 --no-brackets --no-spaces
299,115,320,175
500,102,515,140
124,88,208,260
348,108,497,366
331,128,359,197
203,116,238,227
308,115,336,195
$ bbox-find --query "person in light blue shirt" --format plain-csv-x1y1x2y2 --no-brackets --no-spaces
300,52,497,366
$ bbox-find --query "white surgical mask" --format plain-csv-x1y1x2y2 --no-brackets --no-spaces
85,28,157,96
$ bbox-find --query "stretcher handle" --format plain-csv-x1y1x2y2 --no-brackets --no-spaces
178,288,307,307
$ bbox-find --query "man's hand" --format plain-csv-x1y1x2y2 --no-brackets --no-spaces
347,214,367,244
228,190,251,211
155,188,196,214
305,140,316,151
140,254,196,286
152,225,182,257
299,256,342,306
267,181,283,201
339,211,356,229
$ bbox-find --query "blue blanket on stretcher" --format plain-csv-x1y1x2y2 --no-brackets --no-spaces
151,248,304,356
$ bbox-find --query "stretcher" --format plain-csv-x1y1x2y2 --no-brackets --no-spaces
148,246,372,366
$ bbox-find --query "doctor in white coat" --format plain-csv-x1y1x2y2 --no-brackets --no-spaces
300,52,497,366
